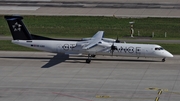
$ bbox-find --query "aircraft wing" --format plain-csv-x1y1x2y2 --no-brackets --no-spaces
85,43,111,53
82,31,104,50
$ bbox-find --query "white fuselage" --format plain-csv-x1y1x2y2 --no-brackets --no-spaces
12,40,173,58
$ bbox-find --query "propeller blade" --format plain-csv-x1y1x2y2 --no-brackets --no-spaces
111,42,115,56
110,42,119,56
115,35,120,43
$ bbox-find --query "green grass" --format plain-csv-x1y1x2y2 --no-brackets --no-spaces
0,40,179,54
1,15,180,39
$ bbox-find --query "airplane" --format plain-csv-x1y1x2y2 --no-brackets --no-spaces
4,15,173,63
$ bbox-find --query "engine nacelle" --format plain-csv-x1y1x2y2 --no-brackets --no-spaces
102,38,116,43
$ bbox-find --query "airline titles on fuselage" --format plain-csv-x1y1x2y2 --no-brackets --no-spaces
30,43,141,54
61,44,141,54
118,46,141,54
62,44,76,50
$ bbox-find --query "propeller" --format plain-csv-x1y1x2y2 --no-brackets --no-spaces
111,42,118,56
115,35,120,43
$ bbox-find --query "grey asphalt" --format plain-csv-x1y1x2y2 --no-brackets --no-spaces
1,0,180,18
0,51,180,101
1,1,180,9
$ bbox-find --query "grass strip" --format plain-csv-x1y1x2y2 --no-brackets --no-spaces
0,15,180,39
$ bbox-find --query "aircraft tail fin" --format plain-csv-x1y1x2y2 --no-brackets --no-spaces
4,15,32,40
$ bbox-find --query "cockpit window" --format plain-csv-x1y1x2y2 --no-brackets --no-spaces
155,47,164,50
159,47,164,50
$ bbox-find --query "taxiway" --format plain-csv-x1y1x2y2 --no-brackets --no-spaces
0,51,180,101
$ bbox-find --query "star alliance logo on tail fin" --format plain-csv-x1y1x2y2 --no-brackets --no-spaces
12,22,21,31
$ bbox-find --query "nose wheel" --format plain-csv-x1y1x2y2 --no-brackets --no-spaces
162,58,165,62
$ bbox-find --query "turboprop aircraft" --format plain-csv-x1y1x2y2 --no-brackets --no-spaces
4,15,173,63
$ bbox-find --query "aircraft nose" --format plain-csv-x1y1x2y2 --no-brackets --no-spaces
165,51,173,58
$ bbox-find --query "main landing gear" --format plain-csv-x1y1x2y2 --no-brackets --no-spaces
86,54,92,63
85,54,96,63
86,59,91,63
91,54,96,57
162,58,166,62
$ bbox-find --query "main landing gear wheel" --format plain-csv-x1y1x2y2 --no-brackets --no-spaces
86,59,91,63
162,58,165,62
91,55,96,57
86,54,92,63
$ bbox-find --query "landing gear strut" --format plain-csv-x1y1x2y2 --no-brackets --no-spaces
162,58,165,62
86,54,91,63
91,54,96,57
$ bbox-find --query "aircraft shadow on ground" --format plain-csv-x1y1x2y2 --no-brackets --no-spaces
0,54,160,68
41,54,69,68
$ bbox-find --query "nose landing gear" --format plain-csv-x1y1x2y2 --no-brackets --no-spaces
162,58,165,62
